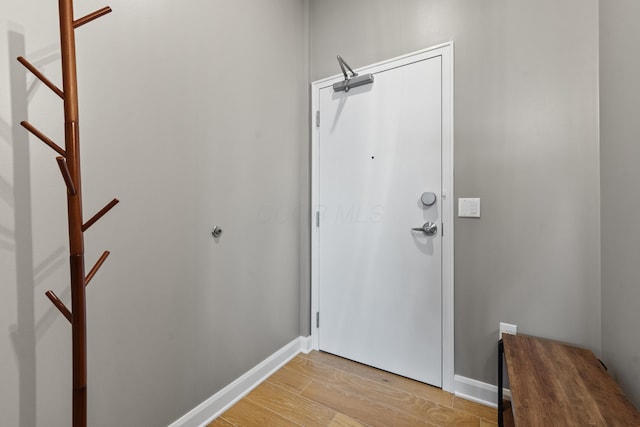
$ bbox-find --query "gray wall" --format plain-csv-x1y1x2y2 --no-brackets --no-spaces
309,0,601,385
0,0,308,425
600,0,640,408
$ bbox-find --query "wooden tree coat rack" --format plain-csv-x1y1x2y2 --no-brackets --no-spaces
18,1,116,426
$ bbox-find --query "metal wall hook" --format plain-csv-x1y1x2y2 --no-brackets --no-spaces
211,226,223,238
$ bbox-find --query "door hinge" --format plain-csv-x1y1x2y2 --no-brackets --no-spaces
316,211,320,227
316,110,320,128
316,312,320,328
441,222,444,237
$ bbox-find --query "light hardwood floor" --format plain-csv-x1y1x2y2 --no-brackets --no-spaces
208,351,499,427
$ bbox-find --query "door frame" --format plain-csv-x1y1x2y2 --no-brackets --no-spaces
310,42,454,392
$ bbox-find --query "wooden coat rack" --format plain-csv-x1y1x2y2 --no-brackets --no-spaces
18,1,116,426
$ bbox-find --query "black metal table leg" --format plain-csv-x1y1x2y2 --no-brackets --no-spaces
498,338,504,427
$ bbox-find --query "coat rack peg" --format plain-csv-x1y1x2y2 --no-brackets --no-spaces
85,251,110,286
73,6,112,29
17,56,64,99
82,199,119,232
21,121,66,157
56,157,77,195
46,291,73,323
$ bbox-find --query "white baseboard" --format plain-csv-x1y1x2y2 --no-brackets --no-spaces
454,375,511,408
299,335,313,354
168,336,311,427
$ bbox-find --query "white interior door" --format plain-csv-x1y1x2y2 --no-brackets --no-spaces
317,54,443,386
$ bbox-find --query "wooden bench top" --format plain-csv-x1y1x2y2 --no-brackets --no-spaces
502,334,640,426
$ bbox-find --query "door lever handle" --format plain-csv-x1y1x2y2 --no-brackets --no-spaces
411,221,438,236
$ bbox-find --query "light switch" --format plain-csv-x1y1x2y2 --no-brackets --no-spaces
458,198,480,218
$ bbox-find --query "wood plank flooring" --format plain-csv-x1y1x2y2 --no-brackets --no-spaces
209,351,499,427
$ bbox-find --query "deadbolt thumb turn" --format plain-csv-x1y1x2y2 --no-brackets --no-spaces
411,221,438,236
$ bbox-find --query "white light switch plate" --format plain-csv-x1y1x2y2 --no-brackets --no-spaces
458,198,481,217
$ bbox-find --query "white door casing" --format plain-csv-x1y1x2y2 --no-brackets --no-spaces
310,43,454,391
